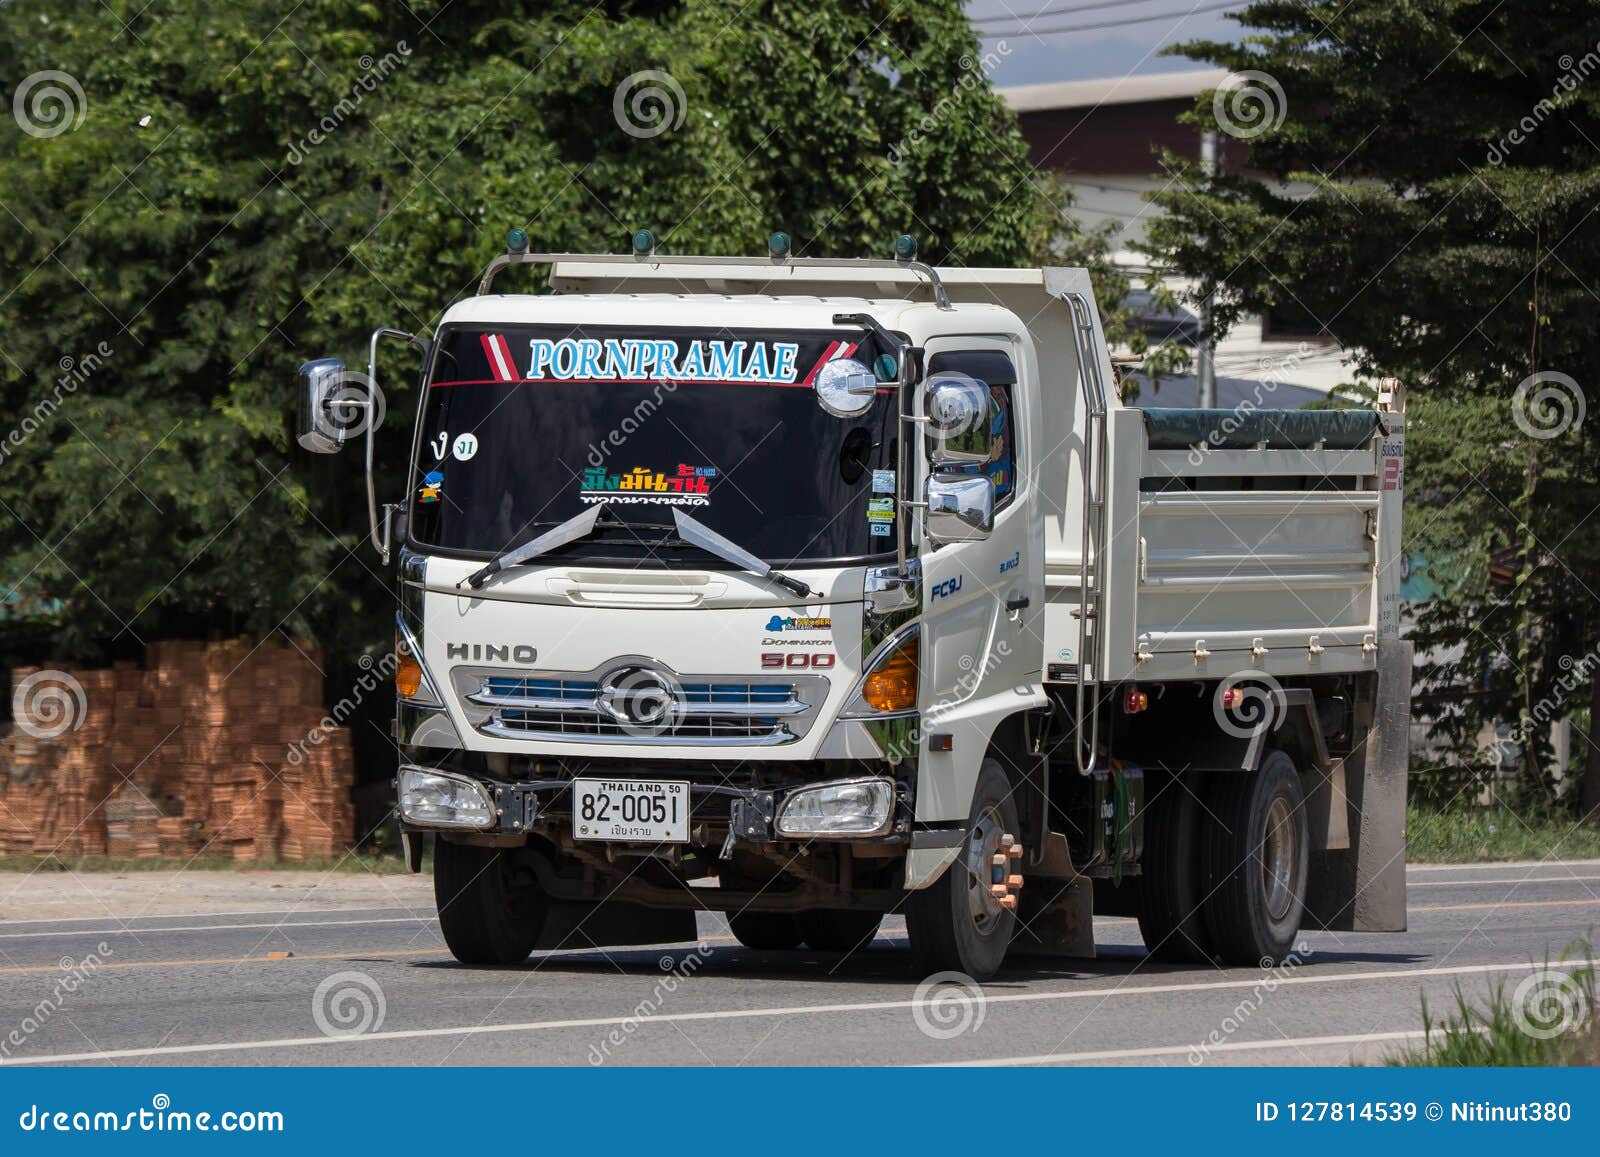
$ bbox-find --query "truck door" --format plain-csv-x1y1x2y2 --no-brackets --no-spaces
914,337,1045,820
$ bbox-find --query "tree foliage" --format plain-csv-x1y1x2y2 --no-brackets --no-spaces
1145,0,1600,816
0,1,1098,677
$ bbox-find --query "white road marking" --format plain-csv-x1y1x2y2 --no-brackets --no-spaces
927,1028,1435,1066
0,916,438,941
1408,874,1600,888
4,959,1576,1066
0,904,434,928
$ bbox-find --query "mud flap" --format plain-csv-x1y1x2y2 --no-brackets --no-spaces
1304,641,1410,932
1007,876,1096,959
534,900,698,950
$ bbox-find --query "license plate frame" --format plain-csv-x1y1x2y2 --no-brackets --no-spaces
571,778,690,844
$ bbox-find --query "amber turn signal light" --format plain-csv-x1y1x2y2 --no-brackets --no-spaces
395,645,424,700
861,636,918,713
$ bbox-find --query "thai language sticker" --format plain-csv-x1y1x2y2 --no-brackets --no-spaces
765,615,831,632
866,497,896,523
871,469,895,494
580,464,717,506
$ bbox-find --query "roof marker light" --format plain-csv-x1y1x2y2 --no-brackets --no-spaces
768,231,791,259
506,228,529,254
894,234,918,261
632,228,655,257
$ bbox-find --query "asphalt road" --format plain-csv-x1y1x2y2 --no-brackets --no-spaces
1,860,1596,1067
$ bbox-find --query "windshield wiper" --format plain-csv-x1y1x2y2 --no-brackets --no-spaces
669,507,812,599
460,505,605,590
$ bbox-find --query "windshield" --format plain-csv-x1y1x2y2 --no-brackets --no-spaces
408,324,899,566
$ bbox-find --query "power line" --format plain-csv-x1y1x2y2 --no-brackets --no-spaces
978,1,1243,37
969,0,1163,26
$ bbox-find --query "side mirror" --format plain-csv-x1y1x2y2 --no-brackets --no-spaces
925,372,994,468
297,358,351,454
814,357,877,418
925,474,994,542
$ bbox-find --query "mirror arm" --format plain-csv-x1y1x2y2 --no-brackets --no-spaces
366,327,422,564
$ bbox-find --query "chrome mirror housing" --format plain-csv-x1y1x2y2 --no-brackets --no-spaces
925,474,994,542
925,372,994,468
296,358,352,454
814,357,877,418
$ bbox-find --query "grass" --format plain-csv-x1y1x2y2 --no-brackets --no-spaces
1406,805,1600,863
1388,944,1597,1066
0,852,415,874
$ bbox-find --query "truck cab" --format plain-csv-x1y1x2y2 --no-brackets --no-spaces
297,236,1410,980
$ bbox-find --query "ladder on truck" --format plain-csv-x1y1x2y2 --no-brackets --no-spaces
1065,291,1109,777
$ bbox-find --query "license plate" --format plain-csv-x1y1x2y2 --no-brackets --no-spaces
571,779,689,844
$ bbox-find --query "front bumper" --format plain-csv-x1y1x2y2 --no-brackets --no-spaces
396,754,913,846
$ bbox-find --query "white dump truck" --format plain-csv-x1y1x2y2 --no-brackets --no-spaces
297,232,1410,980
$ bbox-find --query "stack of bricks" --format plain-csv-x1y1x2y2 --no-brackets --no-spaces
0,637,356,862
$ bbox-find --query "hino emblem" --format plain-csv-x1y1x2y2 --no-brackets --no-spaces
446,643,537,664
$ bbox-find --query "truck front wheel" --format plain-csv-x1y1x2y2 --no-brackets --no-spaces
906,759,1018,982
434,839,546,965
1200,750,1309,965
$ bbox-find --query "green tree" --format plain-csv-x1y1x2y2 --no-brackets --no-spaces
1143,1,1600,822
0,0,1106,688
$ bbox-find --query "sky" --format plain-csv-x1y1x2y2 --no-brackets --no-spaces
964,1,1242,88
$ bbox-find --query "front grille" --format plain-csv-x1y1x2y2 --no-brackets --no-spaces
454,666,827,747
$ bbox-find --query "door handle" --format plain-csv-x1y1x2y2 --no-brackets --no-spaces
1005,596,1030,612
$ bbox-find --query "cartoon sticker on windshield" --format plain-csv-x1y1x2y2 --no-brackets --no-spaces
580,464,716,507
418,470,443,504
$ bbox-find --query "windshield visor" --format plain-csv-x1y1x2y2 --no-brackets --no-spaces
409,325,900,566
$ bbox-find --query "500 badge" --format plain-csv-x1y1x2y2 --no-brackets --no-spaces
761,652,835,669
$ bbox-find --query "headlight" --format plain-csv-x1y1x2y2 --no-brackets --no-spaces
775,777,895,838
840,626,919,717
398,766,495,830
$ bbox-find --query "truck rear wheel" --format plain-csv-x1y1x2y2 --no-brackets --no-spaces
796,910,883,952
906,759,1018,982
728,912,803,950
434,839,546,965
1200,750,1308,965
1137,769,1215,963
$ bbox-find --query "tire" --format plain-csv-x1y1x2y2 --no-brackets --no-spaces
1200,749,1309,965
1137,769,1215,963
906,759,1019,981
433,839,546,965
796,910,883,952
729,912,803,950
